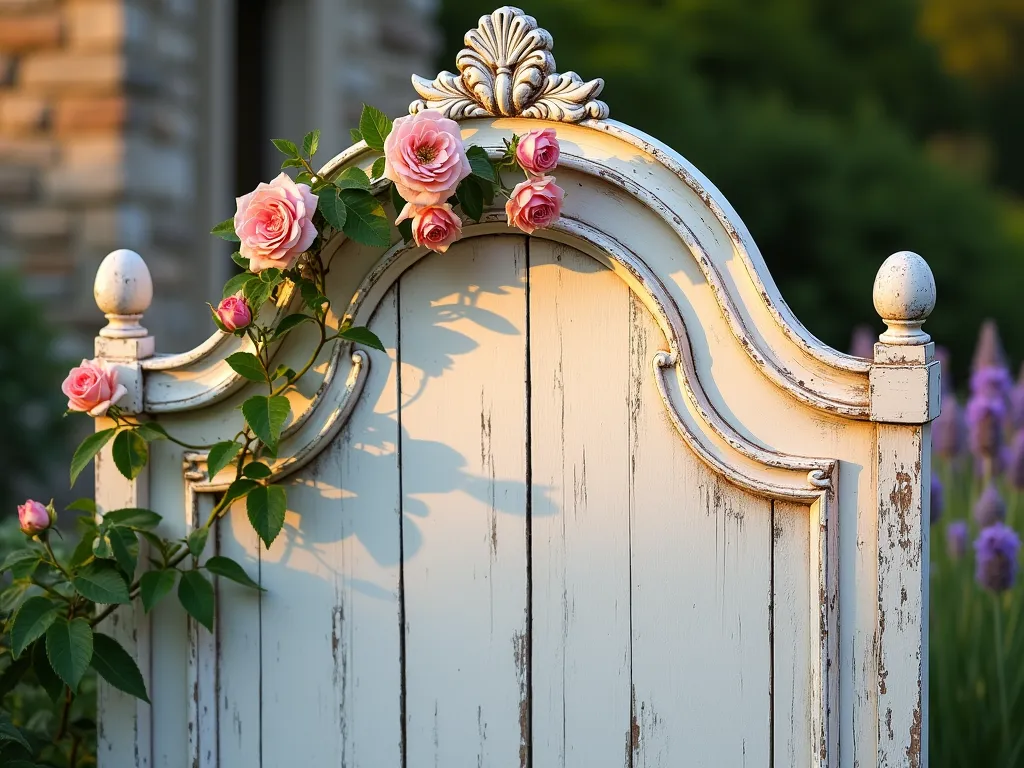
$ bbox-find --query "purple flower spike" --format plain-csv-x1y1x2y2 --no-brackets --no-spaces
1011,363,1024,429
947,520,968,559
970,320,1007,374
848,325,876,360
970,366,1013,401
930,474,943,524
967,395,1006,460
1009,431,1024,491
974,523,1021,592
933,392,965,459
973,482,1007,527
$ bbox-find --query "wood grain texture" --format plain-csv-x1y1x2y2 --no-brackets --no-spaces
398,236,530,768
626,291,773,768
529,241,632,766
876,423,929,768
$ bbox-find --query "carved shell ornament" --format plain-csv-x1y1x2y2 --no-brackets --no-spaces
410,6,609,123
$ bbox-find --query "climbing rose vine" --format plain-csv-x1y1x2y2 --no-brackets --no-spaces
0,105,563,764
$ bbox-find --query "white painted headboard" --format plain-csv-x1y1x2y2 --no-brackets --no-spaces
92,7,937,767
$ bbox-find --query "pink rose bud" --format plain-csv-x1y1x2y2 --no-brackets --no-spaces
18,499,52,535
515,128,560,176
234,172,319,273
397,202,463,253
384,110,471,206
505,175,564,234
62,359,128,417
216,296,252,332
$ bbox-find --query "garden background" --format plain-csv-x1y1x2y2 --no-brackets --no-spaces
0,0,1022,766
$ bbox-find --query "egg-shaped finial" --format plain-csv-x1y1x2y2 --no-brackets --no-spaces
872,251,936,345
94,249,153,339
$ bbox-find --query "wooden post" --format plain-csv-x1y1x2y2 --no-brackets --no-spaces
869,251,939,768
93,249,155,768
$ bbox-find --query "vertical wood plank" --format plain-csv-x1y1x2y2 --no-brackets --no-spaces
256,286,403,766
399,236,529,768
529,241,633,766
186,491,218,768
627,292,773,767
876,423,929,768
95,430,152,768
773,500,813,768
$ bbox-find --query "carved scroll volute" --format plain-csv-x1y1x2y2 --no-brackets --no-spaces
411,6,609,123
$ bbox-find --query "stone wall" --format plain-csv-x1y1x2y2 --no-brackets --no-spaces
0,0,441,359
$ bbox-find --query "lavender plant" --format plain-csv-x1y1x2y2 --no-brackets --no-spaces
929,324,1024,768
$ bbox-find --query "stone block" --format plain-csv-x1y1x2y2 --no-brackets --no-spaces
0,12,62,52
2,206,70,238
0,91,49,132
53,95,126,133
65,0,123,50
0,135,57,164
20,51,122,92
44,161,123,201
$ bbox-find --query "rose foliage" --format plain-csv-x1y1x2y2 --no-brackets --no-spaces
0,106,564,765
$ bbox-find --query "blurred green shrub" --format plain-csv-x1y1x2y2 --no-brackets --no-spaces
0,271,69,512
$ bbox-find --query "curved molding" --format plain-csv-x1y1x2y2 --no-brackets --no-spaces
410,6,608,122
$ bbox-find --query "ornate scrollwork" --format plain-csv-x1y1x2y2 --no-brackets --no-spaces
410,6,609,123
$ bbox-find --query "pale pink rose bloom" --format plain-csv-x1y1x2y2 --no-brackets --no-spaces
62,359,127,417
397,202,463,253
505,175,564,234
516,128,560,176
216,296,252,332
17,499,51,535
384,110,471,206
234,172,318,272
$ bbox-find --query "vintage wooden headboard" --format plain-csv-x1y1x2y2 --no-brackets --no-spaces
91,7,937,767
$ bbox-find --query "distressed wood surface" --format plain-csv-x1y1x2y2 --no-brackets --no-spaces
876,423,929,768
529,241,632,766
626,291,773,767
399,236,530,767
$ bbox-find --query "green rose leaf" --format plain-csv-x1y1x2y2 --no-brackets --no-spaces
32,639,63,701
270,365,296,383
92,533,113,560
0,655,31,700
299,281,328,312
69,531,97,569
210,218,240,242
187,527,210,558
108,526,139,578
338,325,385,351
140,569,177,613
349,128,363,144
281,156,304,169
317,186,347,231
207,441,243,479
11,597,61,659
0,715,31,753
241,395,290,450
271,138,299,158
358,104,392,151
388,184,414,243
111,430,148,481
222,271,258,299
302,129,320,158
243,275,276,310
72,561,130,605
66,498,96,514
270,313,312,341
103,507,162,529
221,478,259,509
205,555,264,591
45,617,93,692
341,189,390,247
247,484,287,548
178,570,215,632
242,461,272,479
466,145,497,183
334,166,372,191
70,428,116,487
456,176,484,222
230,251,250,270
91,632,149,702
370,156,386,181
0,550,42,576
225,352,267,383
